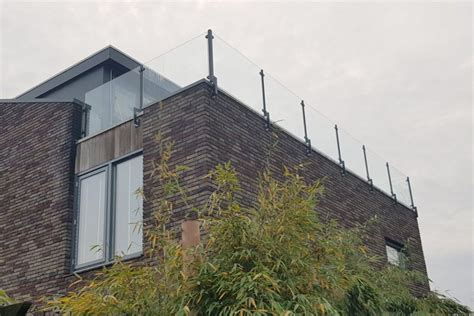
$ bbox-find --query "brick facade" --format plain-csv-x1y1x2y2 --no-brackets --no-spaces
142,82,214,237
0,102,82,305
145,81,428,294
201,84,429,294
0,81,429,311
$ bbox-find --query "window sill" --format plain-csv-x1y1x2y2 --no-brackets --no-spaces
72,252,144,274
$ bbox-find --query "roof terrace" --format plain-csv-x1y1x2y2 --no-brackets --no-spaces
80,30,418,212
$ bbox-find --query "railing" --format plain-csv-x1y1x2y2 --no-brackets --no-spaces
83,30,418,212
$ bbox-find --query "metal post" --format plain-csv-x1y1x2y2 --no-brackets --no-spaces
406,177,417,214
301,100,311,155
386,162,397,202
139,65,145,109
362,145,373,190
335,124,346,175
206,29,218,96
134,65,146,127
82,104,89,137
259,69,270,129
74,98,90,138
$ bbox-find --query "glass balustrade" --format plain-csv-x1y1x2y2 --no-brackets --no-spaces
82,30,416,210
86,67,141,136
85,33,207,135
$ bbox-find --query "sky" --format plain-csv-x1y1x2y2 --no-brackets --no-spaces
0,0,472,308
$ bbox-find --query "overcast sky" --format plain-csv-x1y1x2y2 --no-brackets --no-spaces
1,0,472,308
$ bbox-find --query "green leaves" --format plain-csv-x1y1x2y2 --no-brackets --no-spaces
0,289,16,306
44,137,470,315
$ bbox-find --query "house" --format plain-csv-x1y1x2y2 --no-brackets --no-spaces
0,31,429,312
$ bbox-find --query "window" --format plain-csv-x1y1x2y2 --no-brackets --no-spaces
385,240,405,267
75,154,143,269
114,156,143,256
77,171,106,266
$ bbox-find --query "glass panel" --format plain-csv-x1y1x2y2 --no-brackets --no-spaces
386,244,401,266
77,171,106,266
365,148,392,196
211,32,414,207
144,33,207,100
265,74,304,143
115,155,143,256
338,128,367,179
142,67,180,108
213,36,262,114
390,166,412,207
81,31,416,210
86,68,141,135
305,104,339,161
84,33,207,137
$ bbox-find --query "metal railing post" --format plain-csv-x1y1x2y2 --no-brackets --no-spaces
75,98,90,138
134,65,145,128
386,162,397,202
206,29,218,96
139,65,145,109
301,100,311,155
334,124,346,175
406,177,418,215
259,69,270,129
362,145,373,190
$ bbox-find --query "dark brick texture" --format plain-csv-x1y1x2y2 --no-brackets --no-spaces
144,81,429,294
0,81,429,312
0,101,82,308
200,83,429,295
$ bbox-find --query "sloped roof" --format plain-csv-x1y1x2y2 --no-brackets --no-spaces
15,46,141,100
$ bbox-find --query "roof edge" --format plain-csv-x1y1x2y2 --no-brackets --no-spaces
15,45,142,100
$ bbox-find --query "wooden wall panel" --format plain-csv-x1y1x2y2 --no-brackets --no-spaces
75,119,142,173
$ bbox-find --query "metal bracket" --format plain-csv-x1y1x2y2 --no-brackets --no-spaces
259,69,270,130
74,98,91,138
386,162,397,203
301,100,311,155
133,107,143,128
335,124,346,175
206,29,218,96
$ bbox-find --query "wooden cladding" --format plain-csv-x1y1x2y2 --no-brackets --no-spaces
75,119,143,173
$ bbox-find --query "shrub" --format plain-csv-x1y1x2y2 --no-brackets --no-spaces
46,139,470,315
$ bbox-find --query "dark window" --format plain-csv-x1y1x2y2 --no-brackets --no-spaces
74,154,143,270
385,239,405,267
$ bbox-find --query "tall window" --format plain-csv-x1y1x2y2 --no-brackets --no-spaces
77,171,106,266
75,154,143,270
114,156,143,256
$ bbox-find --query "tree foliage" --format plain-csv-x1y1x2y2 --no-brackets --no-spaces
0,290,16,306
45,138,470,315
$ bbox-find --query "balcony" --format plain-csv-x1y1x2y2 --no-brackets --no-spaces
81,30,417,212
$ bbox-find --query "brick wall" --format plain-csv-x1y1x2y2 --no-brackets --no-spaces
200,83,430,295
0,102,82,306
142,82,214,251
142,81,429,294
0,80,429,310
